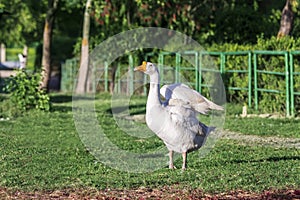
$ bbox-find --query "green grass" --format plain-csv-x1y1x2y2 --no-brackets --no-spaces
225,117,300,138
224,103,300,138
0,94,299,193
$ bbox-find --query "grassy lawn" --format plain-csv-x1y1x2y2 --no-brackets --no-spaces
224,104,300,138
0,94,299,194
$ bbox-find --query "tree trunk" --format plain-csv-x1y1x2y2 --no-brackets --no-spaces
41,0,59,90
76,0,92,94
109,65,117,94
277,0,294,38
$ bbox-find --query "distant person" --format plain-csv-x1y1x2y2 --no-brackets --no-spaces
0,53,27,70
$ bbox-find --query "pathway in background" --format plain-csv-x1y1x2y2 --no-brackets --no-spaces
222,130,300,149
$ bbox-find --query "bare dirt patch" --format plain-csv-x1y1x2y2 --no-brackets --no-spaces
1,187,299,200
222,130,300,149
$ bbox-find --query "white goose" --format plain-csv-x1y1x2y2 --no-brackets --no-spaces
134,61,224,170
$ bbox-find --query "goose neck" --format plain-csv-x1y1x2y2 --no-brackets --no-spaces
147,72,161,106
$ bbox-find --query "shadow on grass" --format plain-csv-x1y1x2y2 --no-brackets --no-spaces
51,105,73,112
50,94,73,103
106,104,146,115
232,155,300,164
50,94,96,104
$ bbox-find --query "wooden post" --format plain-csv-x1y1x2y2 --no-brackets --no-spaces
0,43,6,62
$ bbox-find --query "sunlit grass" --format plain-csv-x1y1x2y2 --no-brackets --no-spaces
0,94,299,192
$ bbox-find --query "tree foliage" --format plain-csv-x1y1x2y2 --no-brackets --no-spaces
2,0,299,51
1,0,300,81
68,0,298,50
0,0,37,46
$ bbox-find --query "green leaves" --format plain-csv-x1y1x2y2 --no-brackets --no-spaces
208,36,300,114
0,0,37,46
5,70,51,116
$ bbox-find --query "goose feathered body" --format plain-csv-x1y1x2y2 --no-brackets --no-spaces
146,86,201,153
134,61,223,169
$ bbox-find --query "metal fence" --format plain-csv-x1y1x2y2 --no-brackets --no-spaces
61,50,300,116
60,58,78,92
289,51,300,116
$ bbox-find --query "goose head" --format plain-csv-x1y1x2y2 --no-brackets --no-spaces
134,61,158,75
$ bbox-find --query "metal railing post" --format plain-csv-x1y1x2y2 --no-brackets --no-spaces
104,61,109,92
116,62,121,94
248,51,252,107
175,53,181,83
289,52,294,116
158,53,164,83
195,51,199,92
128,54,134,95
253,52,258,110
284,52,290,116
220,53,225,74
199,52,203,93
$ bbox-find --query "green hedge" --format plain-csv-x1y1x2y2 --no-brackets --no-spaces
136,37,300,115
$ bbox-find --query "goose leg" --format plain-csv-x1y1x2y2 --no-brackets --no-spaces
182,152,187,170
169,150,175,169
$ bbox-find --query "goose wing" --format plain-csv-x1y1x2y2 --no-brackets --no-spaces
160,83,224,115
159,84,202,135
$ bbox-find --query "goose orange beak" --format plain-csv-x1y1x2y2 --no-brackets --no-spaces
134,61,147,72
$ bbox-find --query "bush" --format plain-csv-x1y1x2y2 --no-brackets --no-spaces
207,43,252,105
4,70,50,116
255,36,300,113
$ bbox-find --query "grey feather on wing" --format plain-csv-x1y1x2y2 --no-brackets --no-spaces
160,83,224,115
